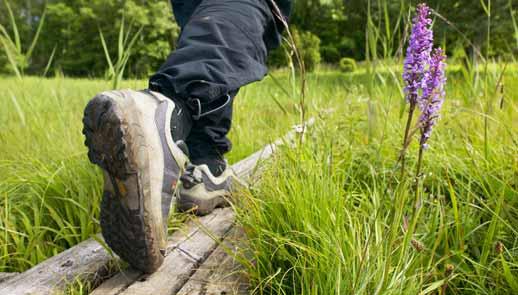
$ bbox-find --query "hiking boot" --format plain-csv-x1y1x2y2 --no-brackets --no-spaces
177,160,240,216
82,89,190,273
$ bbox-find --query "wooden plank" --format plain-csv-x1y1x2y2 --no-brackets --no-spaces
176,227,249,295
0,236,113,295
118,208,235,295
91,209,234,295
0,273,19,284
89,269,141,295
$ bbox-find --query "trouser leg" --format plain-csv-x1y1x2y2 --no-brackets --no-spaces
149,0,282,159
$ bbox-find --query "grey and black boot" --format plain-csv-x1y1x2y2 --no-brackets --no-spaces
82,89,190,273
177,157,241,215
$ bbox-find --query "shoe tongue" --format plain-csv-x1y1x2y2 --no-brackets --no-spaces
169,99,192,142
175,140,190,157
191,157,226,177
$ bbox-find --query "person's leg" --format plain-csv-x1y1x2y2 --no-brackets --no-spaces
82,0,289,271
169,0,203,30
149,0,282,175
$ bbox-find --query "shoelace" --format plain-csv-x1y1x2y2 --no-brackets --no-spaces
180,164,203,189
188,94,232,120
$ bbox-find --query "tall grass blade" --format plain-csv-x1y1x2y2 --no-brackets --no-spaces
483,0,491,159
4,0,21,51
9,91,26,126
43,46,56,77
479,0,490,16
479,190,504,271
99,16,142,89
431,10,484,61
500,254,518,292
26,6,47,60
419,278,449,295
267,0,307,137
0,36,21,79
99,29,115,78
268,72,292,99
113,25,142,89
118,15,125,62
0,1,46,77
510,0,518,49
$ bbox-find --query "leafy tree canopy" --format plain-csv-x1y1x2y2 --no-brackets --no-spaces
0,0,516,76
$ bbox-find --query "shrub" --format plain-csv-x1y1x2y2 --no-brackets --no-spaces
267,28,321,72
339,57,357,73
33,0,178,77
292,29,321,72
320,45,340,63
266,44,289,69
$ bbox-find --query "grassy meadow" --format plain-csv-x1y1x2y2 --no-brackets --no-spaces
0,61,517,294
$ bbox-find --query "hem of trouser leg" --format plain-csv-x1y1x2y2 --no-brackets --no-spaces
149,79,176,100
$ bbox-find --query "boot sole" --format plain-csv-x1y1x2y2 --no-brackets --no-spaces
83,92,165,273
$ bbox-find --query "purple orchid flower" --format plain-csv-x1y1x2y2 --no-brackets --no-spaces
418,48,447,149
403,3,434,106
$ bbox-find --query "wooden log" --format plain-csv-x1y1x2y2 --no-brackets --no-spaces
0,273,19,284
117,208,235,295
91,209,234,295
0,236,113,295
176,227,249,295
89,269,141,295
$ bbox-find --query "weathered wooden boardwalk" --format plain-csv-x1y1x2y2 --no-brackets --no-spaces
0,119,314,295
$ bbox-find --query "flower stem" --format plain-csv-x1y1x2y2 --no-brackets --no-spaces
413,144,424,211
406,144,425,243
399,103,416,178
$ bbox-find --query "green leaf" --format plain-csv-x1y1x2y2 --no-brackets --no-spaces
479,0,491,16
26,6,47,60
8,91,25,126
419,279,447,295
99,29,115,77
510,0,518,49
43,46,57,77
3,0,21,51
118,14,125,62
0,36,21,78
500,254,518,292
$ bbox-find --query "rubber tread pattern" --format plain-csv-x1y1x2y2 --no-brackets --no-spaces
82,94,164,273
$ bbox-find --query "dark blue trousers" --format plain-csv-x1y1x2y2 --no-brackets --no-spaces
149,0,286,160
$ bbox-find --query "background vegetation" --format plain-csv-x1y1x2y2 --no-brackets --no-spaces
1,0,517,76
0,0,179,77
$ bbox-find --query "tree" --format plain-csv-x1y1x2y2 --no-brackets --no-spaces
1,0,515,75
1,0,179,77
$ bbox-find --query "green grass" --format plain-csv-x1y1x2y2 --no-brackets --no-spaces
0,63,516,295
237,64,518,294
